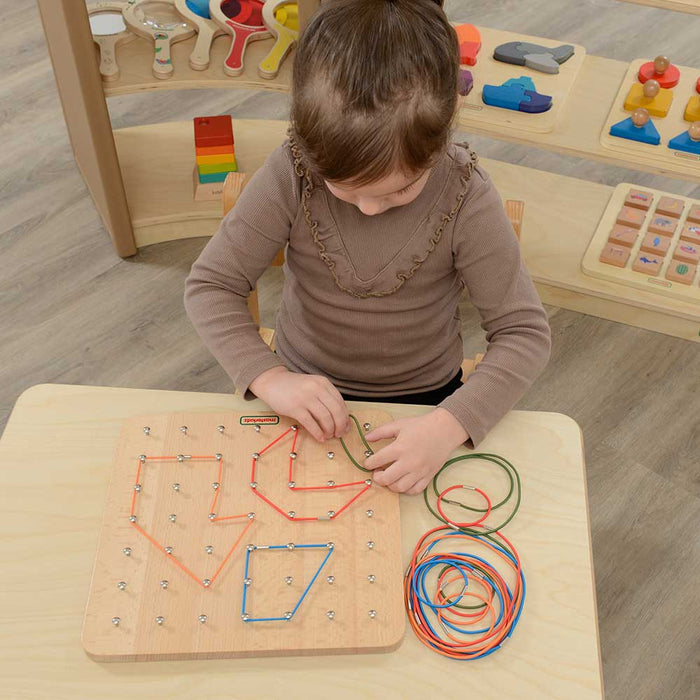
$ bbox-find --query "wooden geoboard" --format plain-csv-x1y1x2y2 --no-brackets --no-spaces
458,26,586,135
601,59,700,173
82,410,405,661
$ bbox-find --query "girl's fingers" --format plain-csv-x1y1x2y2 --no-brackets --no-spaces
406,478,431,496
308,399,335,440
371,460,408,487
320,385,350,437
364,443,400,470
293,409,325,443
387,474,417,493
364,421,400,442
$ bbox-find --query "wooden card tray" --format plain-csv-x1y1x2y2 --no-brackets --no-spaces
82,410,405,661
458,26,587,135
600,59,700,173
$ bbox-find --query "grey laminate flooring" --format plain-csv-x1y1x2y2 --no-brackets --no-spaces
1,1,699,698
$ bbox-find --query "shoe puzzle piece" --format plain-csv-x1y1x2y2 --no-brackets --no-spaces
455,24,481,66
493,41,575,74
482,76,553,113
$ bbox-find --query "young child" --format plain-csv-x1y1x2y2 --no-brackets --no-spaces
184,0,551,495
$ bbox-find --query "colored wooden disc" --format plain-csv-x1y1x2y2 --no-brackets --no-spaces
638,60,680,89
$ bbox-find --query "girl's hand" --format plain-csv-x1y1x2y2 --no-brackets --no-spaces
363,408,468,494
249,366,350,442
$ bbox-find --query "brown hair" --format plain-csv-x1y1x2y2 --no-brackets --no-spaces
290,0,459,185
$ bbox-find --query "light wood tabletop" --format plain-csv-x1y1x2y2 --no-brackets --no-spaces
0,384,603,699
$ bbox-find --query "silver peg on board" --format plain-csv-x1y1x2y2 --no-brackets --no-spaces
284,612,293,620
364,450,373,458
215,453,222,461
327,510,335,518
369,610,377,619
129,515,137,523
366,509,374,518
168,514,177,523
208,513,217,521
326,575,335,584
205,545,213,555
203,579,211,587
363,423,371,431
254,424,261,433
212,482,220,491
364,479,372,486
288,481,296,489
160,580,169,589
138,455,146,463
117,581,127,590
327,451,335,460
286,543,295,551
244,578,252,586
326,610,335,620
288,511,296,519
289,452,297,460
247,512,255,520
367,574,376,583
367,541,375,549
291,425,298,432
155,616,164,626
143,426,151,435
165,546,173,554
198,614,207,624
327,480,335,487
134,484,142,492
326,542,334,549
180,426,188,435
252,453,260,460
172,483,180,492
242,613,250,621
122,547,132,556
285,576,293,585
217,425,225,434
112,617,121,626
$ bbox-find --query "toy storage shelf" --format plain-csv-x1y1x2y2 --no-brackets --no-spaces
117,117,700,341
617,0,700,15
457,53,700,181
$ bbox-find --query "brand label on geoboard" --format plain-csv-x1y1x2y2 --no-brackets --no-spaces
239,415,280,425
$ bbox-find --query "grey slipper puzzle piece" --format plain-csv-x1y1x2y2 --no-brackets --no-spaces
494,41,575,74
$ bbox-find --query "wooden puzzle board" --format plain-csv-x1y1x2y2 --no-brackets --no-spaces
82,409,404,661
581,183,700,304
458,27,586,134
600,59,700,173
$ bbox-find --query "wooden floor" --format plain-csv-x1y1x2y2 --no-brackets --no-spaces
1,1,699,697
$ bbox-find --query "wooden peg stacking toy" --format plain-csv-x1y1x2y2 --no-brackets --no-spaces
174,0,226,71
258,0,298,79
610,107,661,145
455,24,481,66
638,55,680,89
685,78,700,122
210,0,271,77
668,121,700,156
122,0,195,80
624,78,674,118
88,2,137,82
193,116,239,201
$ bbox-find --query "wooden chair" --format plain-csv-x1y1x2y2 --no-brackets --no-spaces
222,173,524,384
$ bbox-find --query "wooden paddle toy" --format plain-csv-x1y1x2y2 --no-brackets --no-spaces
88,2,137,82
174,0,226,71
122,0,195,80
209,0,271,77
258,0,298,79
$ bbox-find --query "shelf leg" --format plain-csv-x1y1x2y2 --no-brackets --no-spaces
37,0,137,257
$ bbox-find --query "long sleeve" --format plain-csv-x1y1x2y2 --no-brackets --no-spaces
438,167,552,447
184,143,300,396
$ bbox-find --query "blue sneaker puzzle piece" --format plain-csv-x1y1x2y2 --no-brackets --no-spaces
609,116,661,145
668,130,700,155
482,76,553,114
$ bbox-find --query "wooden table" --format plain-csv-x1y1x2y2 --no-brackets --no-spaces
0,384,603,699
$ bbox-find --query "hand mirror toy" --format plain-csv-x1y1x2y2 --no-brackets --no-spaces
123,0,195,79
258,0,298,80
88,2,137,82
210,0,271,77
173,0,226,71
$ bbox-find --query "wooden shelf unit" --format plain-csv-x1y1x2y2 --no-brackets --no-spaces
618,0,700,15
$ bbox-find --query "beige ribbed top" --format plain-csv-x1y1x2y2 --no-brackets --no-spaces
184,141,551,446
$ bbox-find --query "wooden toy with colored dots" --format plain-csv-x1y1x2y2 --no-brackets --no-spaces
82,411,405,660
173,0,226,71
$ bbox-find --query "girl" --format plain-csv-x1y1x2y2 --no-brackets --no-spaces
184,0,551,495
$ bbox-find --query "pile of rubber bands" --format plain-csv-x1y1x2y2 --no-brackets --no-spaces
405,452,526,660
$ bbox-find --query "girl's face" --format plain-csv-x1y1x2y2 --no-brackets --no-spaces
325,167,431,216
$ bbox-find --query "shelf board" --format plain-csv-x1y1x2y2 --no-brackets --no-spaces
115,118,700,341
618,0,700,14
113,119,288,247
459,53,700,181
102,33,292,97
